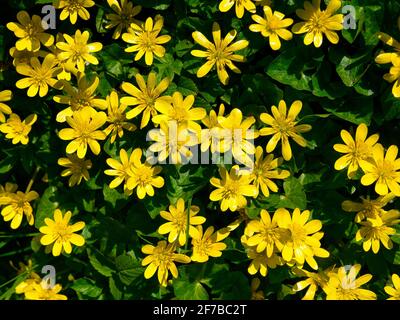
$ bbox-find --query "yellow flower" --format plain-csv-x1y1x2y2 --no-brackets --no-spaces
360,144,400,196
245,209,288,257
0,182,18,203
342,194,396,223
48,34,79,81
292,267,333,300
375,33,400,65
56,30,103,72
105,0,142,39
16,54,60,97
148,121,198,164
120,72,170,129
59,107,107,158
276,208,330,270
105,148,135,191
54,0,95,24
158,198,205,246
292,0,343,48
250,278,265,300
191,22,249,85
58,153,92,187
324,264,376,300
216,108,259,167
241,234,283,277
384,274,400,300
333,123,379,178
0,90,12,123
209,166,258,212
7,11,54,52
15,277,41,296
260,100,311,161
129,148,165,199
249,6,293,50
9,46,47,67
218,0,256,18
103,90,136,143
251,146,290,197
1,190,39,229
356,213,397,254
141,240,191,287
0,113,37,145
24,283,68,300
200,103,225,153
153,92,206,133
54,74,107,123
191,225,229,262
383,57,400,98
122,15,171,66
39,208,85,257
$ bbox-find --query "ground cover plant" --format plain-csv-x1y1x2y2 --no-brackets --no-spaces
0,0,400,300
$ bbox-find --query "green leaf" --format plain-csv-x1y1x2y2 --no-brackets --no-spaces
109,275,123,299
173,280,209,300
88,250,115,277
281,177,307,210
71,278,102,298
176,76,198,95
0,156,14,174
34,186,59,228
115,254,143,285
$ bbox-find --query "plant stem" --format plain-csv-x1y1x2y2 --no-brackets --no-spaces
25,166,40,193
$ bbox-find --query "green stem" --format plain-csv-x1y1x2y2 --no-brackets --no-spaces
25,166,40,193
0,232,40,238
184,198,192,251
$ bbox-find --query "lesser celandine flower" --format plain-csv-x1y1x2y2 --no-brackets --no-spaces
0,90,12,123
39,209,85,257
245,209,287,257
216,108,259,167
0,113,37,145
103,90,136,143
24,282,68,300
249,6,293,50
158,198,205,246
250,278,264,300
141,240,191,287
0,182,18,202
147,121,198,164
292,267,334,300
276,208,329,270
360,144,400,196
54,74,107,122
58,153,92,187
250,146,290,197
375,33,400,65
122,15,171,66
342,194,395,223
120,72,171,129
54,0,95,24
218,0,256,19
153,92,206,133
323,264,376,300
201,104,225,153
191,225,229,262
16,55,60,97
105,148,134,192
191,22,249,85
333,123,379,178
241,234,283,277
58,107,107,158
385,274,400,300
260,100,311,161
209,166,257,212
292,0,343,48
356,212,398,254
1,190,39,229
383,56,400,98
57,30,103,72
9,46,47,67
129,148,165,199
105,0,142,39
7,11,54,52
